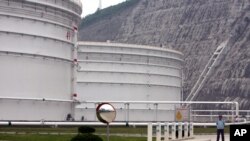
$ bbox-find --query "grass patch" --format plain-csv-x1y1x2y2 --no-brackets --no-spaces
0,125,230,141
0,126,229,134
194,126,229,134
0,126,147,135
96,126,147,135
0,134,74,141
0,134,147,141
0,126,147,141
0,126,78,133
102,135,147,141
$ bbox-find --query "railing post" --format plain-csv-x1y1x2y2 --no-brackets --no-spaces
94,103,98,121
164,122,169,141
171,122,176,140
124,103,127,122
235,102,239,116
189,122,194,137
248,111,249,121
210,111,213,122
231,105,234,122
178,122,182,139
156,122,161,141
184,122,188,138
127,103,130,123
147,122,152,141
154,103,158,121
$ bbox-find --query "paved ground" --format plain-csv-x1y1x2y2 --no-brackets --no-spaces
191,134,229,141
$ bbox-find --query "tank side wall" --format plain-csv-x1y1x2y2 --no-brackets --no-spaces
76,43,183,121
0,0,82,120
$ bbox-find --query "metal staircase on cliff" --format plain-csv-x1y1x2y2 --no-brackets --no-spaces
185,40,229,102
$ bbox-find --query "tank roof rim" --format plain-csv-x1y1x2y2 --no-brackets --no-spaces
77,41,183,55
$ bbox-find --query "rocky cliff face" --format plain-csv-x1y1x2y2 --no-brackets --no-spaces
79,0,250,109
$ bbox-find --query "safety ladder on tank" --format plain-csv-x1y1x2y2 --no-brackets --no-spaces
185,40,229,102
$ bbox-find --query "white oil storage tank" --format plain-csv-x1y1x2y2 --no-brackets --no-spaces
76,42,183,122
0,0,82,121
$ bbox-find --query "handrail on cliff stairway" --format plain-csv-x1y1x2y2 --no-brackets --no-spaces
185,40,229,102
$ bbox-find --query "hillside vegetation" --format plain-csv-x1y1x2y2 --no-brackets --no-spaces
79,0,140,28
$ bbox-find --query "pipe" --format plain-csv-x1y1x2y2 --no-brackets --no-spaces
80,101,239,120
0,121,248,126
71,24,78,118
80,100,238,105
0,97,74,103
192,110,250,112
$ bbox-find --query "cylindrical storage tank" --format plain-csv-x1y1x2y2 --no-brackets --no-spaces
0,0,82,120
76,42,183,121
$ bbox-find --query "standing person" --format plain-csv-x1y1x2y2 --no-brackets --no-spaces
216,115,225,141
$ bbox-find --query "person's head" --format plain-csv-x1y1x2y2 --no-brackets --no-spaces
219,115,223,120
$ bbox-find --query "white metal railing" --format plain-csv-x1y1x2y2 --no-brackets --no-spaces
147,122,194,141
0,99,242,122
77,101,239,122
192,109,250,122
